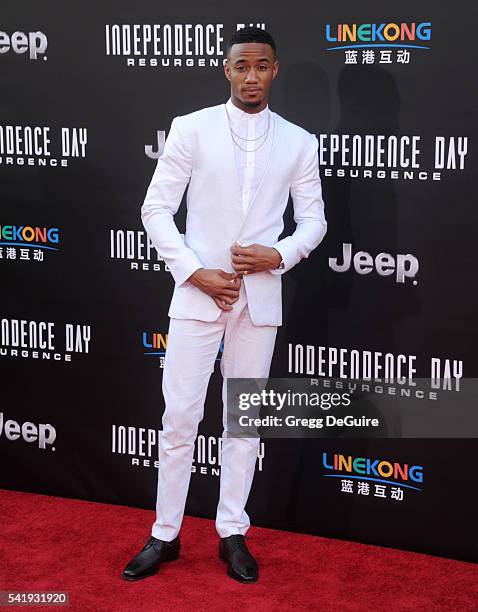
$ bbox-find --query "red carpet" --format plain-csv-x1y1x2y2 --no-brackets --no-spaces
1,489,477,612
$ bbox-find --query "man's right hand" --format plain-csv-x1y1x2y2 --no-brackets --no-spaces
188,268,241,311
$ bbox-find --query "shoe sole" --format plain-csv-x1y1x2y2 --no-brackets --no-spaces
121,549,180,581
219,548,258,584
121,568,159,582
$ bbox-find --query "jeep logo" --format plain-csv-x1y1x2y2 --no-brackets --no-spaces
0,31,48,60
329,243,419,284
0,412,56,449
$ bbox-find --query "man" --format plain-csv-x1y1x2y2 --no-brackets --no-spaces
122,26,326,584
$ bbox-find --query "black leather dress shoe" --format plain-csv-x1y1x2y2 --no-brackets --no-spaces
219,534,258,583
121,535,180,581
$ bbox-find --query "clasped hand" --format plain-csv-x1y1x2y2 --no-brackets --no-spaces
188,242,282,311
230,242,281,277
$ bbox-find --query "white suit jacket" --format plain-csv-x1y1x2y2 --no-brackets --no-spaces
141,103,327,326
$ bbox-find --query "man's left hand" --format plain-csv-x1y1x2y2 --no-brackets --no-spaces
230,242,282,276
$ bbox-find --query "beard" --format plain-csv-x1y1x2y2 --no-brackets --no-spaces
243,99,262,108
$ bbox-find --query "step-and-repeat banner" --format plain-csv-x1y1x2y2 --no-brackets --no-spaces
2,3,477,563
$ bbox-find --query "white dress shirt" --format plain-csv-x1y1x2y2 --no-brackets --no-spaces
225,98,274,216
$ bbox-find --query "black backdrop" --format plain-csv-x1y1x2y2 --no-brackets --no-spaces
1,2,477,563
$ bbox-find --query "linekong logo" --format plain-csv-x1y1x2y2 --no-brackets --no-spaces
143,332,168,356
325,21,432,50
322,452,423,491
143,331,224,359
0,225,59,250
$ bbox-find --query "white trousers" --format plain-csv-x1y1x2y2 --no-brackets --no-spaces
151,282,277,540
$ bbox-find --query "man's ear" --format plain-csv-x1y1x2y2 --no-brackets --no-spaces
272,60,280,80
224,60,231,81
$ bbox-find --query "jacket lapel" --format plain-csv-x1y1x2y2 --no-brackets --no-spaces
216,104,280,234
236,110,278,236
219,104,246,223
244,112,277,210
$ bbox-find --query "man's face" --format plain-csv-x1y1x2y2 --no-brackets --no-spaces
224,42,279,111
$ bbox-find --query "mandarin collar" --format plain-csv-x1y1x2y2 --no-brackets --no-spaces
226,97,270,120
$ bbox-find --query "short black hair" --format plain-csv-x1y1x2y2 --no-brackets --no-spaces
227,26,277,59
